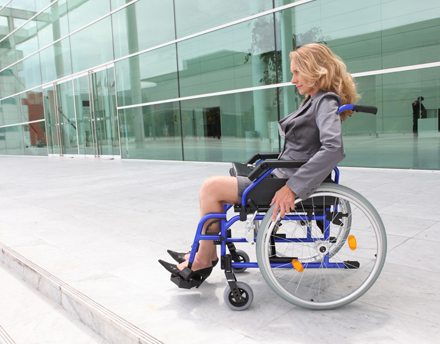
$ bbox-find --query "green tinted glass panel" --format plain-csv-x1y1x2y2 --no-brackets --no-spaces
0,36,16,69
116,44,178,107
16,53,42,92
56,80,78,155
276,0,440,82
339,67,440,170
9,0,35,11
24,121,48,155
112,0,175,59
274,0,302,6
19,88,44,124
0,94,20,125
13,19,38,59
35,0,55,12
178,14,276,98
40,37,72,84
181,88,279,162
68,0,111,33
91,67,120,156
0,64,19,98
73,74,93,155
0,127,5,154
174,0,272,38
43,85,58,154
110,0,133,11
70,17,113,73
37,0,69,48
3,124,25,155
119,102,182,160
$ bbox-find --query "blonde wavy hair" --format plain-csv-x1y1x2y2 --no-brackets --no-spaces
289,43,360,121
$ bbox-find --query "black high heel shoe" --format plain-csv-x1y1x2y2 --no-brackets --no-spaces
167,250,219,267
158,259,213,289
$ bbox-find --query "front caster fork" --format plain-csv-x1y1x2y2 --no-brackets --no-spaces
223,254,243,303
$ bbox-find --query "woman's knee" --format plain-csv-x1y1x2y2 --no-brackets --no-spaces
199,176,238,204
199,176,222,200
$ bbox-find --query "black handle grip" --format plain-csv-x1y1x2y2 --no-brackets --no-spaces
247,160,307,181
352,105,377,115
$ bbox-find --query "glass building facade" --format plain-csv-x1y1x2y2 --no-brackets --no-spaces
0,0,439,169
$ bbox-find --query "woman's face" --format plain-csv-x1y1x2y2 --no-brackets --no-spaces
290,60,319,97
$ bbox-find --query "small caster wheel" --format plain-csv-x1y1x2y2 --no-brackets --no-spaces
223,282,253,311
232,250,250,273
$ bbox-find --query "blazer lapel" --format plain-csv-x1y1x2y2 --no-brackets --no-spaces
278,100,312,137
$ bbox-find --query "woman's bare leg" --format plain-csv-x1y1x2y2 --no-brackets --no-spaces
177,176,238,271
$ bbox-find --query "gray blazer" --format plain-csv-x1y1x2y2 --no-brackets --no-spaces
273,89,345,200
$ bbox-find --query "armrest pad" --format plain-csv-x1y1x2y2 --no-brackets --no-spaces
248,160,308,181
245,153,280,164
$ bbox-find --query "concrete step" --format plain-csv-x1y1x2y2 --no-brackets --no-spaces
0,242,163,344
0,262,107,344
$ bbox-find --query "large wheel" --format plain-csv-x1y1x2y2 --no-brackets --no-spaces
256,183,387,310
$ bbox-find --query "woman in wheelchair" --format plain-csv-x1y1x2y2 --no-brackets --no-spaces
159,43,359,285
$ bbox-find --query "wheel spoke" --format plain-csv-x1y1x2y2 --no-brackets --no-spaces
257,183,387,310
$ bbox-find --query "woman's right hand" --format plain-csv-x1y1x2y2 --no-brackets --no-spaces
270,185,296,221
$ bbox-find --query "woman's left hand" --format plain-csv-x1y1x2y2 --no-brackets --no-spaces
270,185,296,221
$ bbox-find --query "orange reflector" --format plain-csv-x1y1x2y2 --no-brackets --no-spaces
292,259,304,272
348,235,357,250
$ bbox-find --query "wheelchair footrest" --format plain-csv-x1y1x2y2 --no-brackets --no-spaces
170,275,204,289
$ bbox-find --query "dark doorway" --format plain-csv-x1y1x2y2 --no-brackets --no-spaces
204,107,221,139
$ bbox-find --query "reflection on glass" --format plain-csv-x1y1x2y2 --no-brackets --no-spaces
73,74,94,155
0,127,5,154
56,80,78,154
118,102,182,160
0,94,21,125
174,0,272,38
70,17,113,73
0,64,19,98
0,36,16,69
276,0,440,79
16,53,42,92
35,0,55,12
19,89,44,124
43,85,59,154
9,0,35,12
90,67,119,156
178,14,276,98
181,88,279,162
116,44,179,107
37,0,69,49
339,68,440,170
112,0,175,59
40,38,72,84
68,0,111,33
3,124,25,154
24,121,47,155
13,19,38,59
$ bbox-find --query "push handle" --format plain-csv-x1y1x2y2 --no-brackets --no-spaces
338,104,378,115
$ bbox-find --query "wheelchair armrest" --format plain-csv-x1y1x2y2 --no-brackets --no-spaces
245,153,280,165
248,160,308,181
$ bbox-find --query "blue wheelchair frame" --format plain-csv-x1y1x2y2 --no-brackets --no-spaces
185,166,341,272
176,103,377,294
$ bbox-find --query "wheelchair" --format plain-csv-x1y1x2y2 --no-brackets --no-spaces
172,104,387,311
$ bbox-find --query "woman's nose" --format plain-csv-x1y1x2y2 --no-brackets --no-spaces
291,75,297,84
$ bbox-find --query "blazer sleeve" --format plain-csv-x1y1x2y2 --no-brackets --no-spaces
286,95,345,200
